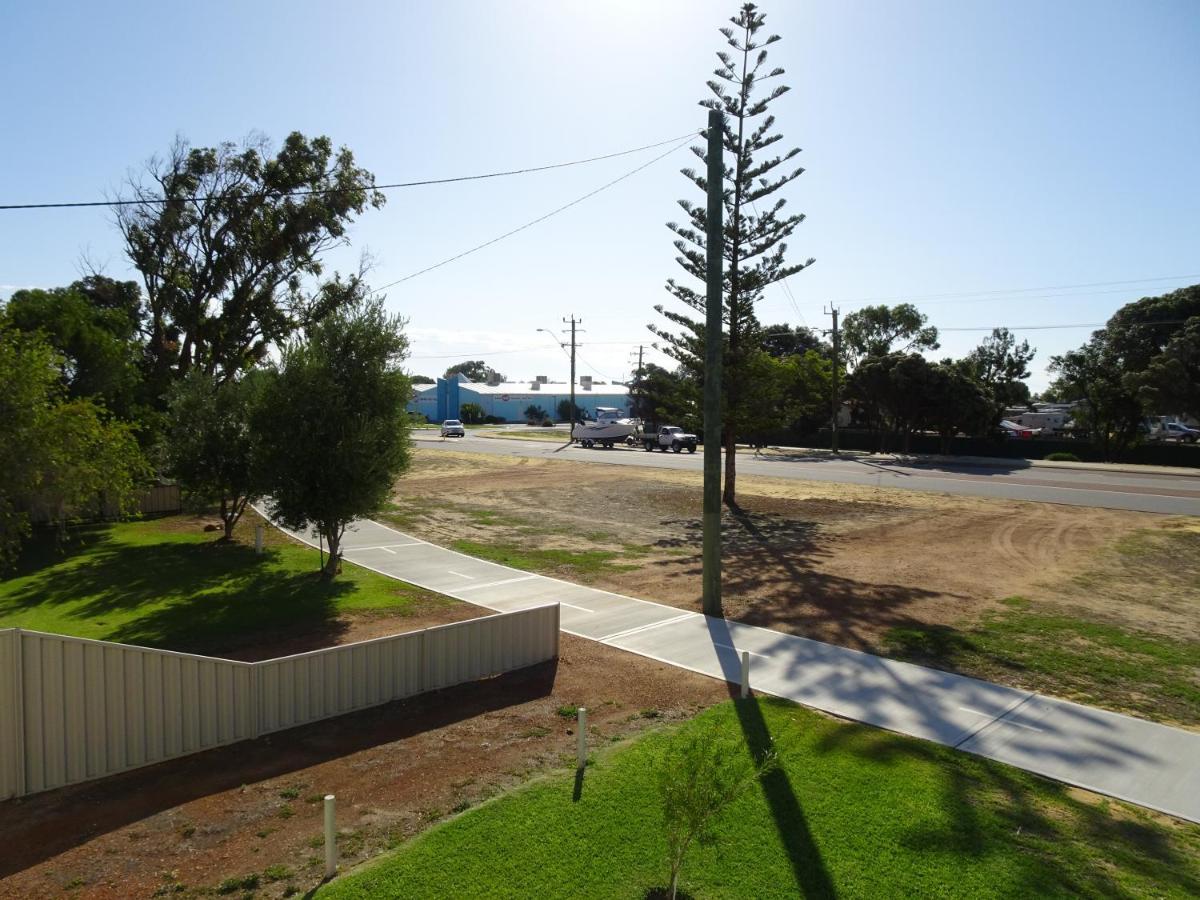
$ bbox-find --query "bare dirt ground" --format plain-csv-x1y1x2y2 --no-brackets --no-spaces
387,449,1180,646
0,634,728,898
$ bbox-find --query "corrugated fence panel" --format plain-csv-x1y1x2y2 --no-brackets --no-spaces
0,605,558,800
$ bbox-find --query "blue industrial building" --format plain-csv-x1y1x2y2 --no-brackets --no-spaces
410,374,631,422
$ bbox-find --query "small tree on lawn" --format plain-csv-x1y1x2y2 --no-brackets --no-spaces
524,404,548,425
165,370,266,540
459,402,486,424
657,719,779,900
255,283,412,578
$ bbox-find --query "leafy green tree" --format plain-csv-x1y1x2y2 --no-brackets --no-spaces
410,374,436,385
117,132,384,389
1133,317,1200,420
255,290,412,579
631,363,700,430
1048,334,1142,459
459,402,486,424
555,398,586,423
444,360,504,383
2,277,146,423
657,719,779,900
841,303,939,365
760,322,824,358
958,327,1035,418
0,324,148,563
651,2,813,505
523,404,548,425
165,371,266,540
926,363,994,452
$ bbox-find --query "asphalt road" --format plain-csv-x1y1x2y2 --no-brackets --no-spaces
415,432,1200,515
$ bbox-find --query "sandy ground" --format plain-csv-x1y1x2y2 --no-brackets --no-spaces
387,449,1187,649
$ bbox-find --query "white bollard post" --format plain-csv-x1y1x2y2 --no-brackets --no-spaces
255,524,264,555
740,651,750,699
324,794,337,879
576,707,588,770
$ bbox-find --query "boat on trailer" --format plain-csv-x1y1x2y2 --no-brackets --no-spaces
572,407,641,448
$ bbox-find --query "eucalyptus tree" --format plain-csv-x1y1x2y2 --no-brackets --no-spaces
651,2,813,504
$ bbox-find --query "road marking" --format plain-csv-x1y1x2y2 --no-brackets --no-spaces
600,612,698,643
379,547,396,555
447,570,474,580
712,641,772,660
454,574,539,593
557,600,595,613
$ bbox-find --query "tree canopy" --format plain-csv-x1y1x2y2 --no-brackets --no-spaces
841,303,939,364
650,2,813,504
254,289,412,578
443,360,504,383
117,132,384,389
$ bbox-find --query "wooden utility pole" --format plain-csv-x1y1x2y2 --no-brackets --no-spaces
702,108,725,617
825,305,841,454
563,315,581,438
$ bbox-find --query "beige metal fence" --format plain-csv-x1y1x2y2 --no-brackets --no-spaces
0,604,559,800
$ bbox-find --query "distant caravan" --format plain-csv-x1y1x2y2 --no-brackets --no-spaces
572,407,642,448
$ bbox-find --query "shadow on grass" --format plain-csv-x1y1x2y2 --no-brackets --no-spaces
704,616,837,899
2,529,353,654
813,724,1200,897
0,657,559,879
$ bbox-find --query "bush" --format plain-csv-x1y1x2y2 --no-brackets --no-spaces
541,417,555,427
460,402,486,424
1044,451,1081,462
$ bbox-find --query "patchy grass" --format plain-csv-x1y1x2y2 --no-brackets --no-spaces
883,596,1200,725
320,699,1200,899
0,515,451,651
477,428,572,443
449,539,642,582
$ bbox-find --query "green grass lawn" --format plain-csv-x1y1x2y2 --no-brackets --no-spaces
321,698,1200,899
450,538,644,582
0,515,450,652
477,428,573,442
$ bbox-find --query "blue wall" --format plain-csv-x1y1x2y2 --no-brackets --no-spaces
409,379,629,422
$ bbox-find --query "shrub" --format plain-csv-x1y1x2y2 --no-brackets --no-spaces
460,402,486,424
1044,451,1081,462
541,417,555,427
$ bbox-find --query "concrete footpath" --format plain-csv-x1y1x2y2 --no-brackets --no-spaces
274,515,1200,824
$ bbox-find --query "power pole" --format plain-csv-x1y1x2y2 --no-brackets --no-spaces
702,108,725,618
563,315,581,439
629,344,645,418
824,305,841,454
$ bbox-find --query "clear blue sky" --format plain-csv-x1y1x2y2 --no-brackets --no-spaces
2,0,1197,390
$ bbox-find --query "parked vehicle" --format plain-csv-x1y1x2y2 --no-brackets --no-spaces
440,419,465,437
1149,421,1200,443
573,407,641,448
643,425,698,453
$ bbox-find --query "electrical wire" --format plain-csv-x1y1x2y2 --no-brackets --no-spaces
371,135,696,292
937,319,1190,332
0,132,699,211
831,274,1200,307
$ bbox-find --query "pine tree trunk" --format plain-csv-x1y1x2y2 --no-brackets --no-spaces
722,427,737,506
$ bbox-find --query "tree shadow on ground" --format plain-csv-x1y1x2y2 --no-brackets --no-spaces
703,616,838,899
0,658,559,878
648,502,966,655
1,536,354,654
812,723,1200,898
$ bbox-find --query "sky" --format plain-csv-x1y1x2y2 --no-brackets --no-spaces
2,0,1197,391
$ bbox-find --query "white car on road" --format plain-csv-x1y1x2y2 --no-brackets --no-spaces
440,419,465,438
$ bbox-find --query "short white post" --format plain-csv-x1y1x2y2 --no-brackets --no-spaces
254,524,264,555
323,794,337,879
576,707,588,770
740,651,750,699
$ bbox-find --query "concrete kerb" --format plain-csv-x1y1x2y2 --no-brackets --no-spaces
751,445,1200,478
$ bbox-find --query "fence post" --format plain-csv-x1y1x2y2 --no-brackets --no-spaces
576,707,587,770
254,525,264,555
324,794,337,879
740,651,750,699
8,629,27,798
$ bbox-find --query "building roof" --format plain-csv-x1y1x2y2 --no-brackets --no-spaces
457,380,630,396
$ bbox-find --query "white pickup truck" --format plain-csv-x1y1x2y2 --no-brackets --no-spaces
642,425,698,453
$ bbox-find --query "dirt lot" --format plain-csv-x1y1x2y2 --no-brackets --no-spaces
0,632,728,898
384,449,1200,722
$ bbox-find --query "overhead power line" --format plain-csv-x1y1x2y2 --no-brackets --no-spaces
833,274,1200,307
371,135,696,292
938,319,1190,332
0,132,699,211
